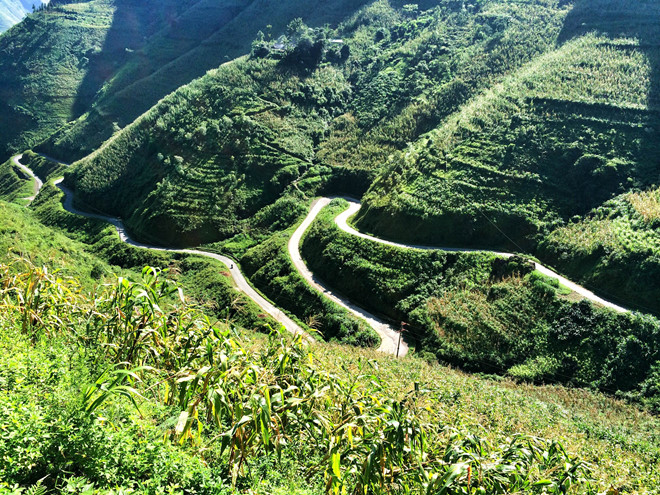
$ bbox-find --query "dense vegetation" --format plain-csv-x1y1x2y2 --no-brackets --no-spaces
1,261,658,493
63,0,568,246
539,187,660,314
302,200,660,411
356,0,660,312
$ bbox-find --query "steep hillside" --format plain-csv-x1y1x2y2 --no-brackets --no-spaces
356,0,660,311
65,0,568,246
0,261,658,493
0,0,194,156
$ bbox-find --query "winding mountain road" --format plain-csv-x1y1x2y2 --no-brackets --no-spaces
333,200,629,314
12,154,42,201
12,154,630,360
11,155,312,344
289,198,409,356
288,196,629,356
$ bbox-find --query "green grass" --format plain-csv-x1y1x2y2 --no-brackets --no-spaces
2,3,660,489
0,262,658,493
0,200,115,288
529,270,573,296
0,158,35,206
301,200,660,410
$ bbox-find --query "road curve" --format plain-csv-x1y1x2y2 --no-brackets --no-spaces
11,155,312,344
334,199,629,314
14,153,629,360
12,154,42,202
289,198,409,356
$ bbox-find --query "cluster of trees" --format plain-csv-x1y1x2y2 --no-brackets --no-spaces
251,18,349,70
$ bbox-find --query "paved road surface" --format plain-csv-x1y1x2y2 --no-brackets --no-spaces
12,155,312,343
289,198,409,356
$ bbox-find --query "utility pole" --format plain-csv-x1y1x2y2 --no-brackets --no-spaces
396,321,407,358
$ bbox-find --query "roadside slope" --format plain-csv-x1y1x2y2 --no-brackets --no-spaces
13,154,311,343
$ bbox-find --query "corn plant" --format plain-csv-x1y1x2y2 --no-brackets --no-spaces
0,258,84,341
1,262,597,493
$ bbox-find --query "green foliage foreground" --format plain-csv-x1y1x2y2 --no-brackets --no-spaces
0,261,610,494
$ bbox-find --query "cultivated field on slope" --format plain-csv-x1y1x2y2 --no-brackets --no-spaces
0,261,658,493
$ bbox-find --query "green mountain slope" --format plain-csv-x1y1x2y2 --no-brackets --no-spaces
65,0,568,246
0,0,197,157
356,0,660,311
38,0,378,162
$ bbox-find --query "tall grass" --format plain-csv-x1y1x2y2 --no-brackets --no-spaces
0,259,599,494
628,188,660,223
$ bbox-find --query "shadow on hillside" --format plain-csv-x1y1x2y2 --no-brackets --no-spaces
557,0,660,186
71,0,183,118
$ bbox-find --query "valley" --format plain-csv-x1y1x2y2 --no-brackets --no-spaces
14,152,635,360
0,0,659,493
